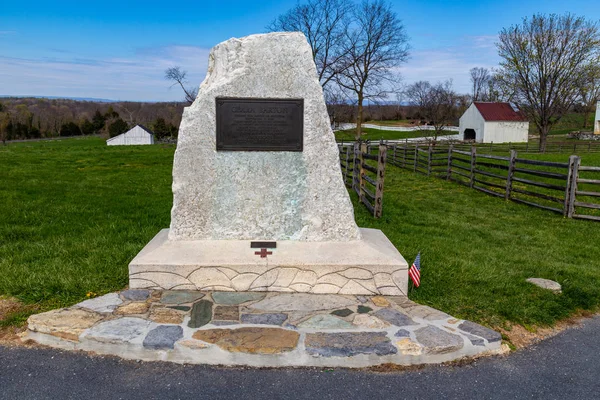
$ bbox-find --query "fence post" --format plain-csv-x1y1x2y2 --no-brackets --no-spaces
359,142,367,204
352,142,360,196
470,145,477,188
344,145,351,186
402,140,407,168
393,143,397,166
565,155,581,218
338,144,344,181
427,144,432,176
414,144,418,172
446,144,453,181
374,142,387,218
505,150,517,200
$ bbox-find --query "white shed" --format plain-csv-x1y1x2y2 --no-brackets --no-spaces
459,102,529,143
594,101,600,135
106,125,155,146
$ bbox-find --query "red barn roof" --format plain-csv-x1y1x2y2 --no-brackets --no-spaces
473,102,528,122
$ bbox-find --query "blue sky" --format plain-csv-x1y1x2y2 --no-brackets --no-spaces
1,0,598,101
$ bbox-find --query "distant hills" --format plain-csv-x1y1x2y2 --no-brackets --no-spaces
0,95,405,106
0,95,117,103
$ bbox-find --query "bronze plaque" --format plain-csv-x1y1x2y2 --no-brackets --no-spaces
216,98,303,151
250,241,277,249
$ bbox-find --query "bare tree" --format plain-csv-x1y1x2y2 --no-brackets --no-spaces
405,80,459,140
324,85,351,128
497,13,600,151
267,0,352,88
165,67,198,105
470,67,490,101
576,63,600,129
336,0,409,139
116,102,144,126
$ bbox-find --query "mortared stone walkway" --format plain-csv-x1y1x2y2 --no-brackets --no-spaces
24,290,504,368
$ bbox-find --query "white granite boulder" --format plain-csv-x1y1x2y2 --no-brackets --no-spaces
169,32,360,242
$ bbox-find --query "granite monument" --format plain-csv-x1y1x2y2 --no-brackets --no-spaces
129,32,408,295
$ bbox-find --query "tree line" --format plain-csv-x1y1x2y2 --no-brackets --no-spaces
0,98,185,144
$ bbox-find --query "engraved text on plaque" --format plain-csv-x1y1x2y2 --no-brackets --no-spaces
216,98,303,151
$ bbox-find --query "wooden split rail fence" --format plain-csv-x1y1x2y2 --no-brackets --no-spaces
339,142,387,218
391,139,600,155
383,142,600,221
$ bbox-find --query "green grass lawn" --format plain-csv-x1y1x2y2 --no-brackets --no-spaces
352,160,600,329
1,137,599,332
362,119,412,127
335,127,457,142
0,137,174,324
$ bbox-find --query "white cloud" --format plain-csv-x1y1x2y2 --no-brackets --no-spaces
399,35,501,95
0,34,502,101
0,45,211,101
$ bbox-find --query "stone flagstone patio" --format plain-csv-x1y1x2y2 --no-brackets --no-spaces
24,290,505,368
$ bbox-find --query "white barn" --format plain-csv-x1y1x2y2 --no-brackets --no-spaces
106,125,155,146
594,101,600,135
459,102,529,143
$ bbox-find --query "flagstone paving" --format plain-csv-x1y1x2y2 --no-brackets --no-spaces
240,313,287,325
143,325,183,350
76,293,122,313
212,292,265,305
84,317,152,344
160,291,205,305
193,327,299,354
24,290,505,368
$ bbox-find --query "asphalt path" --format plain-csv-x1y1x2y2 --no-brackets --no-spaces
1,316,599,400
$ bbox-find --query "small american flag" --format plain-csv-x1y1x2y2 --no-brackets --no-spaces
409,252,421,287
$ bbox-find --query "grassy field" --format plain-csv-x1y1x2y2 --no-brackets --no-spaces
335,127,456,142
361,120,413,127
0,137,174,324
1,137,599,333
354,152,600,329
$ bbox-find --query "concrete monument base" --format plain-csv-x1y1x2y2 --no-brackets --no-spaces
129,228,408,296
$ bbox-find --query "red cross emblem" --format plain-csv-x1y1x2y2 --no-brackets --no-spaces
254,248,272,258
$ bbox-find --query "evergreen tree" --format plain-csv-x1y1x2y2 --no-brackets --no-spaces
60,121,82,136
80,119,95,135
92,110,106,132
152,117,169,140
108,118,128,137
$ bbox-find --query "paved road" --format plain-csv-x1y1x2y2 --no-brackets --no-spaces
2,316,599,400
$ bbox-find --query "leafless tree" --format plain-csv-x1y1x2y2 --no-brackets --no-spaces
576,63,600,129
405,80,459,140
496,13,600,151
335,0,409,139
470,67,490,101
165,67,198,105
267,0,352,88
116,102,144,126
